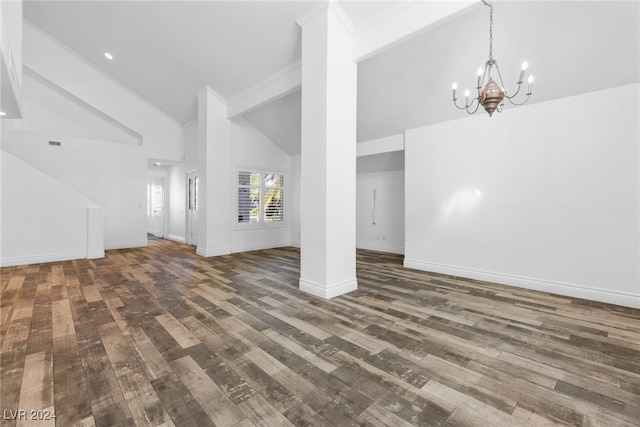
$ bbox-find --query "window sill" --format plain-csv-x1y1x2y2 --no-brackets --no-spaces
234,222,288,231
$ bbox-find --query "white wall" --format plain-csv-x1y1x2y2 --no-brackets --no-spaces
357,169,404,254
3,129,147,250
1,57,153,252
1,150,104,266
1,0,22,87
0,0,23,118
184,122,198,172
165,122,197,244
289,154,301,247
166,162,186,243
230,117,291,252
404,84,640,308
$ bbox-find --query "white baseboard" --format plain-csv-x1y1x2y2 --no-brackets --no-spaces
231,240,291,253
104,240,148,250
403,258,640,309
299,277,358,299
167,234,186,243
1,251,88,267
289,239,301,248
87,250,105,259
196,246,231,257
196,240,294,258
357,241,404,255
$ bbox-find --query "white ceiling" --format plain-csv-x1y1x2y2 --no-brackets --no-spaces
22,1,640,155
24,0,321,125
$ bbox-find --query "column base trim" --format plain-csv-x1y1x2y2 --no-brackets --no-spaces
299,277,358,299
196,246,231,258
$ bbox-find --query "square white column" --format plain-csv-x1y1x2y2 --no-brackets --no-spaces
195,86,231,257
298,5,358,298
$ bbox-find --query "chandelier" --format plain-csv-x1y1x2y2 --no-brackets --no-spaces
452,0,533,117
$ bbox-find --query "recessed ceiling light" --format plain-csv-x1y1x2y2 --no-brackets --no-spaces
153,162,162,166
104,52,113,60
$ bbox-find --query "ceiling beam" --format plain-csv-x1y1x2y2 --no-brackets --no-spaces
357,133,404,157
226,60,301,119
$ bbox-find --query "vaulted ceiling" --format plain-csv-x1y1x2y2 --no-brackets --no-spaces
23,1,640,154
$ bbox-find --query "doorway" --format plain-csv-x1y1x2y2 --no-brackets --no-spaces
147,178,166,238
186,171,199,245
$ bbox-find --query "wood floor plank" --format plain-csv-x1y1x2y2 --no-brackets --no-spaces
171,355,247,426
16,351,55,427
283,402,333,427
422,380,536,427
72,299,134,426
150,373,215,427
243,347,334,413
124,327,173,381
262,328,339,373
51,287,94,426
221,348,301,413
267,309,332,340
154,313,200,349
359,403,417,427
330,349,455,417
98,322,173,426
447,407,497,427
237,393,296,426
6,274,26,291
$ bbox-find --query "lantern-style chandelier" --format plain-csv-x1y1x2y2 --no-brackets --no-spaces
452,0,534,117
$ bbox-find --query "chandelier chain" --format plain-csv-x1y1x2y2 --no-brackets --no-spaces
482,0,493,60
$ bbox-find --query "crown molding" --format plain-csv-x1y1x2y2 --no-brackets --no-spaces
296,0,354,34
195,85,226,105
296,2,329,28
229,60,300,105
328,0,355,35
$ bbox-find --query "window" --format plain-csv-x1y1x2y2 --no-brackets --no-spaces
238,170,285,224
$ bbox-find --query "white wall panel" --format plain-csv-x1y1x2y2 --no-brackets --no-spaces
2,130,147,250
357,170,404,254
230,116,290,252
1,150,104,266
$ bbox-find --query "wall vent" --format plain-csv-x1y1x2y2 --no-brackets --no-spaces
48,141,61,146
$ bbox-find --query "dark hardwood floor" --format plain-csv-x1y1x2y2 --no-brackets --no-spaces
1,237,639,426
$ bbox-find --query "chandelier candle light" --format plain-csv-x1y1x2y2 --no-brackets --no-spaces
452,0,534,116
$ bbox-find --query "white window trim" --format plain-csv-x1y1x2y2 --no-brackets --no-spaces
235,167,287,230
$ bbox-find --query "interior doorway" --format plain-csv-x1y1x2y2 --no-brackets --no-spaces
186,171,199,246
147,178,166,238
